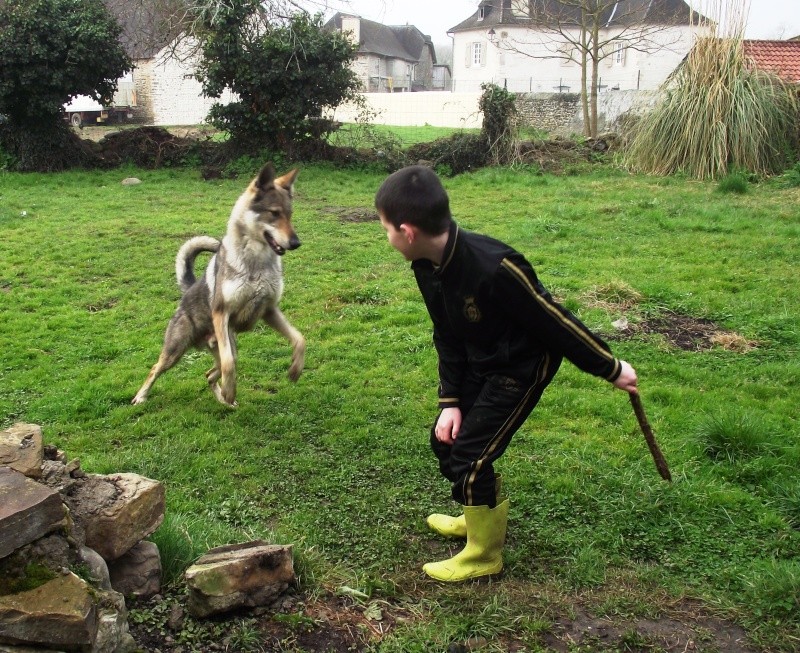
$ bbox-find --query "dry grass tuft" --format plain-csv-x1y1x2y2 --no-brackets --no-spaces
581,282,643,312
710,332,758,353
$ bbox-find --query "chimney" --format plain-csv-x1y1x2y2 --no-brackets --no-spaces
341,15,361,45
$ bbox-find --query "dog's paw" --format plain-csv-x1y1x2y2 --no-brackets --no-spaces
131,395,146,405
211,381,238,407
287,366,303,382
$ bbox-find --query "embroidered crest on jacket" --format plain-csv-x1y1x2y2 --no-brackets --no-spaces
463,296,482,323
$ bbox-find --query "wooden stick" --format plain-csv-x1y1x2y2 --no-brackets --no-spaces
629,392,672,482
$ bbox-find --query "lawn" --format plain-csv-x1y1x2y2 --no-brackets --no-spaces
1,163,799,651
328,123,478,148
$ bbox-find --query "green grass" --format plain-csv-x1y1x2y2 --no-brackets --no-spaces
1,163,799,650
329,123,480,149
327,123,545,150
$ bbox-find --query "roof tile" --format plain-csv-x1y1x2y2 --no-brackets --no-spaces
743,40,800,82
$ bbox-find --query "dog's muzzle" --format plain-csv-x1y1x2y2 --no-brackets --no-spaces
265,232,301,256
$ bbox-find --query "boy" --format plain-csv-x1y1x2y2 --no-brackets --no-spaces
375,165,638,583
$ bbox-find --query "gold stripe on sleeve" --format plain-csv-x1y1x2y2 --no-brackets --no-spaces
500,258,613,364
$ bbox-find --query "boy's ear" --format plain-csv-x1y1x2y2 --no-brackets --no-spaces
399,223,417,243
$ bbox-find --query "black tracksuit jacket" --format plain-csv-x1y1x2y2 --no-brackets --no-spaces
412,221,622,409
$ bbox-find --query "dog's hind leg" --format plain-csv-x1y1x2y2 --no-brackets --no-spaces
264,307,306,382
211,310,238,406
205,338,221,385
208,349,229,406
132,316,193,404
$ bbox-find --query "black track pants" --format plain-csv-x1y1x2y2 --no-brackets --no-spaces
430,357,560,507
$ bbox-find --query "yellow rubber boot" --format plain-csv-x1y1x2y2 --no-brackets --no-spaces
426,476,503,539
423,499,509,582
426,512,467,538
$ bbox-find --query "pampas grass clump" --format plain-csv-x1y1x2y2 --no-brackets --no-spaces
625,1,798,180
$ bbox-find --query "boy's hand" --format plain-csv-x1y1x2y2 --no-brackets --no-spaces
612,360,638,394
435,407,462,445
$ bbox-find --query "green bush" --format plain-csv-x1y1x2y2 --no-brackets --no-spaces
406,132,488,175
0,0,130,171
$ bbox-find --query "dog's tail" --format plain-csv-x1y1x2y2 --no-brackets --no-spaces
176,236,220,293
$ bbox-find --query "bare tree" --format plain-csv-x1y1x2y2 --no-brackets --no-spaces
106,0,386,63
496,0,701,137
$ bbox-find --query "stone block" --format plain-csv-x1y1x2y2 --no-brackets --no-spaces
108,541,161,599
0,572,97,650
80,474,165,561
185,541,294,618
0,468,67,559
0,424,43,479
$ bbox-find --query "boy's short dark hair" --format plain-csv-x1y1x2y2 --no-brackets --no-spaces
375,165,452,235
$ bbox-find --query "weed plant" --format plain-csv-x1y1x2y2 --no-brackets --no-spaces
1,164,799,650
695,410,774,462
778,161,800,188
716,170,749,194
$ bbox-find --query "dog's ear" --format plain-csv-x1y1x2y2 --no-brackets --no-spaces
274,168,298,194
255,162,276,190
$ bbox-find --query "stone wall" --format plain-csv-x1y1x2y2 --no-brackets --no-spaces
515,93,582,133
130,59,155,124
0,423,165,653
0,423,296,652
515,90,661,135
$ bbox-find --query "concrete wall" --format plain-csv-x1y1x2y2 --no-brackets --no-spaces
328,89,659,134
329,91,486,128
130,41,235,127
133,38,658,134
147,44,235,126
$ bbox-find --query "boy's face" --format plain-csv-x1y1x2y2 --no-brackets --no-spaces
379,212,417,261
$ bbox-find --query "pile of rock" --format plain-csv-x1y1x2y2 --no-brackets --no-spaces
1,423,298,652
0,423,164,652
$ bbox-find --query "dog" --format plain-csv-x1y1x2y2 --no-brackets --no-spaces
132,162,305,407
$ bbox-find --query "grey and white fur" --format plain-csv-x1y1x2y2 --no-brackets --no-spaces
132,162,305,407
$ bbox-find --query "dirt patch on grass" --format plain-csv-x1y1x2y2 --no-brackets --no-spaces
322,206,379,223
541,601,754,653
640,313,756,352
128,588,758,652
127,590,405,652
582,284,757,353
607,311,757,352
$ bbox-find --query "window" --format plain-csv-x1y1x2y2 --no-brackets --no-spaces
511,0,530,18
613,41,625,65
473,42,483,66
465,42,485,68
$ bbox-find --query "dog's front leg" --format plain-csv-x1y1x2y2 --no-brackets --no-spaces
211,310,237,406
264,308,305,382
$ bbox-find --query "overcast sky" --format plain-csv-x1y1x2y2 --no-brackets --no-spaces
329,0,800,45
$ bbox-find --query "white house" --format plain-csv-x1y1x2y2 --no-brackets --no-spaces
101,0,235,126
447,0,708,93
323,14,439,92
